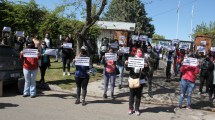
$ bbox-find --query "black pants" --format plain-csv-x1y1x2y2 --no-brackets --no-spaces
99,52,105,62
199,74,210,93
166,61,172,79
62,57,71,72
147,73,153,93
209,85,215,98
154,60,159,70
39,62,49,82
75,77,89,100
129,85,143,111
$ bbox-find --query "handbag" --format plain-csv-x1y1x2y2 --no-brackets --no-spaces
128,69,142,88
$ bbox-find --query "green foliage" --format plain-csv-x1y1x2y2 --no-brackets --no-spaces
153,34,165,39
103,0,154,37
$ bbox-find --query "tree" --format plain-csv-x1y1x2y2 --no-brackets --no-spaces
152,34,165,39
103,0,154,37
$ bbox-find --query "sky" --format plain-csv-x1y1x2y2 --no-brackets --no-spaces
9,0,215,41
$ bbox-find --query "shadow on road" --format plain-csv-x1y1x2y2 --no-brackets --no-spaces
141,106,175,113
0,103,19,109
89,99,127,104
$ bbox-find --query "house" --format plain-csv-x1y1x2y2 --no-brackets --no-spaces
96,21,136,54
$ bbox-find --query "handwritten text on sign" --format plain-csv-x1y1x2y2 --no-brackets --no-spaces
183,57,198,66
105,53,117,61
75,57,90,66
44,49,56,56
128,57,145,68
23,49,38,58
63,43,72,48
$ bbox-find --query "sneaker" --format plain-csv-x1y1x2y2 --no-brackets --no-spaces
186,106,192,110
82,100,86,106
67,72,71,76
30,95,36,98
63,72,66,76
23,94,29,97
75,99,80,104
103,94,107,99
128,109,133,115
135,111,140,116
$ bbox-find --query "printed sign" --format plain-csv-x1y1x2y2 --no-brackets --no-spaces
119,36,125,40
63,43,72,48
211,47,215,52
180,44,189,50
200,41,206,46
15,31,24,37
179,42,191,49
172,39,180,45
197,46,206,52
128,57,145,68
183,57,198,66
131,35,138,41
119,47,130,53
75,57,90,66
3,27,11,32
44,49,56,56
105,53,117,61
23,49,38,58
159,41,171,48
110,43,118,49
139,35,148,41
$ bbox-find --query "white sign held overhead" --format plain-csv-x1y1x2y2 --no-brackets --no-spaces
139,35,148,41
44,49,56,56
211,47,215,52
15,31,24,37
128,57,145,68
120,47,130,53
110,43,118,49
172,39,180,45
3,27,11,32
183,57,198,66
200,41,206,46
75,57,90,66
105,53,117,61
63,43,72,48
23,49,38,58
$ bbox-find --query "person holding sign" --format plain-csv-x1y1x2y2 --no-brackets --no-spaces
178,54,199,110
20,41,40,98
74,47,90,106
38,41,50,84
101,48,117,99
125,48,149,116
61,36,73,76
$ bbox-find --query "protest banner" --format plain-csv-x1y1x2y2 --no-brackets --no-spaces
200,41,206,46
211,47,215,52
128,57,145,68
44,49,56,56
23,49,38,58
131,35,139,41
63,43,72,48
15,31,24,37
110,43,118,49
183,57,198,66
172,39,180,45
105,53,117,61
197,46,206,52
75,57,90,66
139,35,148,41
3,27,11,32
158,41,171,48
120,47,130,53
180,44,189,50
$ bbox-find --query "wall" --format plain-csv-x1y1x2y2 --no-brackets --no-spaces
194,35,212,53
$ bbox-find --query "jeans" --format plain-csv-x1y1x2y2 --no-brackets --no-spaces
75,77,89,100
116,65,124,85
129,85,143,111
23,68,38,96
179,79,195,107
103,70,116,96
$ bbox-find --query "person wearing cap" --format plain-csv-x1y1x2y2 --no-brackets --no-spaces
20,41,40,98
38,41,50,84
74,46,90,106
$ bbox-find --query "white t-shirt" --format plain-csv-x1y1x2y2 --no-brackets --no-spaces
45,38,50,48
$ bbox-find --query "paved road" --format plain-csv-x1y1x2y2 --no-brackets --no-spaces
1,61,215,120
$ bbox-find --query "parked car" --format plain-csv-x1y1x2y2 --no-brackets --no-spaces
0,45,23,85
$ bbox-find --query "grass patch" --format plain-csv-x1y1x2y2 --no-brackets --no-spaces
36,58,103,90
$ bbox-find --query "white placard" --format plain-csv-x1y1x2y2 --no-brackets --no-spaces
105,53,117,61
128,57,145,68
44,49,56,56
211,47,215,52
159,54,162,58
120,36,125,40
200,41,206,46
110,43,118,49
139,35,148,41
3,27,11,32
131,35,139,41
120,47,130,53
15,31,24,37
23,49,38,58
183,57,198,66
63,43,72,48
172,39,180,45
119,39,124,45
180,44,189,50
159,41,171,48
75,57,90,66
197,46,205,52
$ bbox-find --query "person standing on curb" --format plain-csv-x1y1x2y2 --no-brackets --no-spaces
20,41,40,98
125,48,148,116
101,48,116,99
178,54,199,110
74,46,90,106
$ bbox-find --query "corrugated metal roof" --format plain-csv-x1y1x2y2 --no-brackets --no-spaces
96,21,136,31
